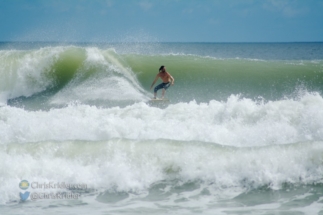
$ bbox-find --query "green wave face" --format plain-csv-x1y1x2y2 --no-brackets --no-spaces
126,54,323,102
1,46,148,108
1,45,323,109
0,47,85,99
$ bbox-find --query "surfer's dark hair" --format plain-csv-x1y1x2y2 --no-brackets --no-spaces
159,65,165,72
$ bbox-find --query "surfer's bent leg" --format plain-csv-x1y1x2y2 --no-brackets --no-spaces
154,83,165,93
163,83,171,98
154,82,171,98
164,82,171,90
154,82,170,92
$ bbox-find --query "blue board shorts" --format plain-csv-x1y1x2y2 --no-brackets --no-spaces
154,82,171,93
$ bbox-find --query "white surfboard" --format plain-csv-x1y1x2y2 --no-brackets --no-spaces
150,98,169,102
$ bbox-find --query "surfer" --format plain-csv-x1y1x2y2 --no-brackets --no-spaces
150,65,175,99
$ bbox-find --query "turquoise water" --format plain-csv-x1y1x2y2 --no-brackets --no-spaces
1,42,323,214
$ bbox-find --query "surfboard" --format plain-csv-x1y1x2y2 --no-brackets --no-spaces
150,98,169,102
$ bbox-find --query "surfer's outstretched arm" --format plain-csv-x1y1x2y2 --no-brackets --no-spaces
150,74,159,89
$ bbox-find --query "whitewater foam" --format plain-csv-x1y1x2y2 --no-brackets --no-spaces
1,139,323,205
1,93,323,146
0,47,64,101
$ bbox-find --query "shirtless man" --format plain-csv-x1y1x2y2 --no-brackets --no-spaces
150,65,175,99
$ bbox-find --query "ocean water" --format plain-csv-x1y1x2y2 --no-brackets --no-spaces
1,42,323,215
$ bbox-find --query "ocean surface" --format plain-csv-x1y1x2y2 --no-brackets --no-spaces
1,42,323,215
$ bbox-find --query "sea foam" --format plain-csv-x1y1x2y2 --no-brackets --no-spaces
1,139,323,204
1,93,323,146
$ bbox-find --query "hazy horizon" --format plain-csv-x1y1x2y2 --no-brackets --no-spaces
1,0,322,43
